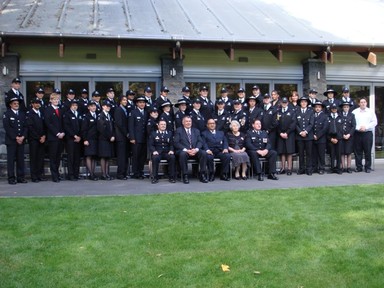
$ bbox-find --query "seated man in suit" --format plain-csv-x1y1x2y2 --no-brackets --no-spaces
148,119,176,184
245,119,278,181
174,115,208,184
202,119,231,181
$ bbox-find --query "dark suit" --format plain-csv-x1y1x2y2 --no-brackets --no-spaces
190,109,206,132
63,110,82,179
245,129,277,175
312,111,329,173
128,108,148,177
26,108,46,181
201,129,231,177
212,110,230,133
260,106,278,149
322,99,341,114
198,96,214,120
97,112,115,158
174,127,207,176
327,114,344,173
114,105,129,178
295,108,314,174
276,107,296,154
3,109,27,182
340,112,356,155
44,105,65,181
175,110,187,129
148,130,176,180
81,112,98,156
5,89,27,112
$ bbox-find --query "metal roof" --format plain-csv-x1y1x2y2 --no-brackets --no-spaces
1,0,384,48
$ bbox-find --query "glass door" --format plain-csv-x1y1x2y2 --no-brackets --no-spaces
374,86,384,159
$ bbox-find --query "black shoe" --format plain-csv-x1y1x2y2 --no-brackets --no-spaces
17,178,28,183
100,176,112,181
286,170,292,176
200,174,209,183
8,180,17,185
117,176,128,180
89,175,99,181
220,174,230,181
169,178,176,183
297,170,305,175
278,169,286,175
318,170,325,175
355,168,363,172
151,178,158,184
52,178,60,183
208,173,215,182
258,174,264,181
337,170,343,175
68,176,78,181
346,168,352,174
241,176,248,180
365,168,371,173
32,179,40,183
234,176,241,180
267,174,279,180
183,175,189,184
38,177,47,181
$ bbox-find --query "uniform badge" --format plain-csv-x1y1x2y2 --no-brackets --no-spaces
263,138,268,143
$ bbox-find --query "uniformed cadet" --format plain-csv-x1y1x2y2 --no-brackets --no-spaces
26,98,47,182
129,95,148,179
312,101,329,175
212,99,230,133
146,106,160,136
174,99,188,129
276,97,296,175
245,119,278,181
197,85,214,121
63,99,82,181
217,87,233,113
322,88,341,114
308,88,320,107
260,93,278,150
114,95,130,180
91,90,102,115
97,100,115,180
155,86,173,116
230,100,248,133
202,119,231,182
3,97,28,184
190,98,206,132
340,87,357,111
34,87,47,113
143,86,155,107
181,86,193,114
105,88,117,117
148,119,176,184
159,101,174,132
271,90,281,109
81,101,99,180
236,87,248,108
78,88,90,115
44,92,65,182
289,91,300,112
62,89,76,113
327,103,344,174
250,85,263,107
296,96,314,175
246,96,262,128
125,89,136,114
340,101,356,173
5,77,27,112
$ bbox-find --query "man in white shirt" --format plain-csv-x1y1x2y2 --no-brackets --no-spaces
352,98,378,172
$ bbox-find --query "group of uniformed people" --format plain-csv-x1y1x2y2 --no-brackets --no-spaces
3,79,378,185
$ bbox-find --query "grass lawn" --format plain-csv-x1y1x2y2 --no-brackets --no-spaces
1,184,383,288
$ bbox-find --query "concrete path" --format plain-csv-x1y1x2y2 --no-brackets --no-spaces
0,162,383,197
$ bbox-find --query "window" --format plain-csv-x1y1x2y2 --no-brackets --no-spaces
215,83,240,100
61,81,89,101
274,84,298,99
186,82,210,99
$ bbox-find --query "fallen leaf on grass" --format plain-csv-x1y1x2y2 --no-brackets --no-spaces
253,271,261,275
158,274,165,278
221,264,230,272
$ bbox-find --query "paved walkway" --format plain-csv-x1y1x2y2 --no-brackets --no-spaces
1,161,383,197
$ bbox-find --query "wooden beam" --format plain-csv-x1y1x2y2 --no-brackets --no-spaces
59,43,64,58
327,51,334,64
357,51,377,66
224,47,234,61
313,50,327,62
270,48,283,62
117,44,121,58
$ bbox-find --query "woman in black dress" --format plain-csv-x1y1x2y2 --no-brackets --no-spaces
97,100,115,180
81,101,99,180
227,120,250,180
340,102,356,173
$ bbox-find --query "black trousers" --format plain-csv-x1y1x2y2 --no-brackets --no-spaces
247,149,277,175
116,140,128,177
48,140,64,181
312,142,326,172
131,142,147,177
29,140,45,180
6,143,25,181
177,150,207,175
151,152,176,179
329,140,342,171
354,131,373,170
66,140,81,178
206,151,231,175
297,140,313,173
